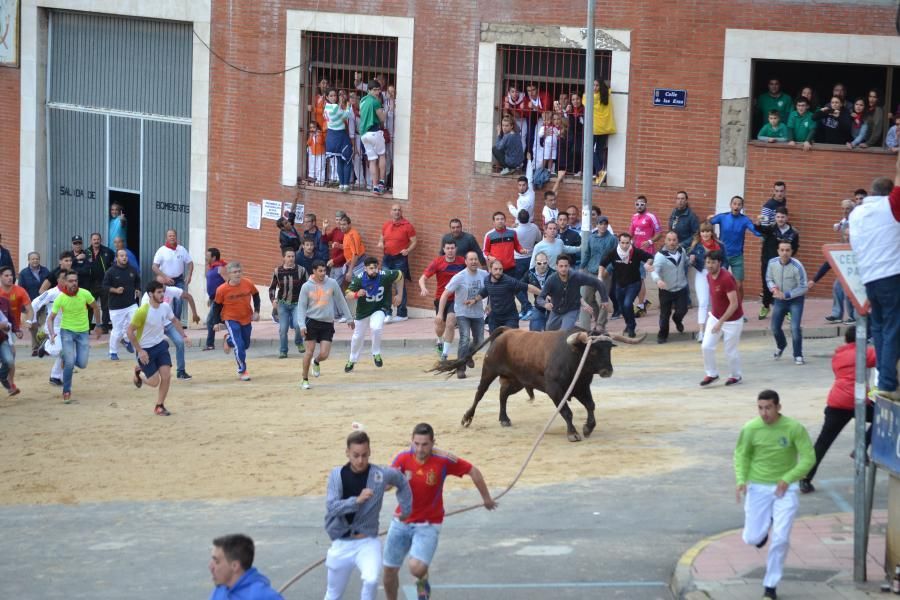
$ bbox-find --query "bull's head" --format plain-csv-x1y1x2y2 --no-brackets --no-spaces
566,331,615,378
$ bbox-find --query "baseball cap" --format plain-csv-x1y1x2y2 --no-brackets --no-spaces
596,216,609,224
72,235,83,243
368,79,381,90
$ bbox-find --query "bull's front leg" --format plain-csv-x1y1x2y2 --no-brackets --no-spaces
557,399,581,442
462,371,498,427
577,388,597,438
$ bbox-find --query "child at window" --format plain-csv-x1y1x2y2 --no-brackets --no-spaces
787,98,815,151
539,112,562,172
813,96,851,145
846,98,869,149
307,121,326,185
532,110,551,168
757,110,788,143
886,115,900,153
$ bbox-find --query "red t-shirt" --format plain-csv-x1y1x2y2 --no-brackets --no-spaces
326,229,346,268
0,285,31,329
707,269,743,321
214,278,257,325
391,448,473,524
423,255,466,299
382,219,417,256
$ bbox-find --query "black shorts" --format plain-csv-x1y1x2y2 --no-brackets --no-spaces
433,299,455,320
137,340,171,378
305,318,335,343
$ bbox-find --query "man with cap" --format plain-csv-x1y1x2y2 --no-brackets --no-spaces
70,235,92,291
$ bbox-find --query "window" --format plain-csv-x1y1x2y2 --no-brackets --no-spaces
750,60,894,149
494,45,612,177
300,32,398,192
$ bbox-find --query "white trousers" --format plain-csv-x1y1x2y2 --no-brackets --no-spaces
109,305,137,354
694,269,710,326
701,314,743,378
308,151,326,184
742,482,800,589
324,537,382,600
51,358,63,379
349,311,385,363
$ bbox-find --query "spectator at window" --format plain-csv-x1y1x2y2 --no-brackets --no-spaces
324,88,353,193
787,97,816,151
832,82,849,109
493,116,525,176
567,93,585,176
585,80,616,186
885,115,900,153
796,86,816,110
347,91,366,187
846,98,870,150
353,71,367,92
554,92,572,117
757,110,789,143
813,96,852,145
532,110,551,170
308,77,329,133
384,84,396,185
504,84,528,155
861,89,884,148
756,78,791,126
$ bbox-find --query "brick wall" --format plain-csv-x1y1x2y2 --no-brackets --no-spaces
0,69,20,265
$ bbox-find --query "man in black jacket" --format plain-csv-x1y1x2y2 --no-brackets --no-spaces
102,249,141,360
87,233,116,332
540,254,610,332
439,219,486,265
600,233,655,338
755,206,799,319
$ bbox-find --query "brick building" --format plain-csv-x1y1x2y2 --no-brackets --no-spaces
1,0,897,310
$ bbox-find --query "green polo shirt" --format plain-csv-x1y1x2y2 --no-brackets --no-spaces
51,288,95,332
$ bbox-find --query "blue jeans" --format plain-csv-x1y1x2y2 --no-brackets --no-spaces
529,308,548,331
61,329,90,393
614,280,641,332
326,127,353,186
866,274,900,392
205,299,218,348
383,520,442,568
164,323,186,373
512,257,532,312
456,315,485,361
830,279,856,320
0,339,14,376
277,301,303,353
771,296,804,358
382,254,411,317
172,276,186,324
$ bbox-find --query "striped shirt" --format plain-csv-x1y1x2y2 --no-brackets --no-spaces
268,265,308,304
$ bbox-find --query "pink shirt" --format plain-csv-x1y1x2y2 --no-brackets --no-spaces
630,212,662,253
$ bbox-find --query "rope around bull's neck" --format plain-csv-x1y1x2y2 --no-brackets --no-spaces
277,339,596,594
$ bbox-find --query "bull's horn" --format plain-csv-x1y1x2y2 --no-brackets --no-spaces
590,334,613,342
566,331,589,346
608,332,647,344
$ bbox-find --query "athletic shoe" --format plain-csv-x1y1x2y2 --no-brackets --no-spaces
799,479,815,494
177,370,192,380
763,585,777,599
239,371,251,382
373,184,384,196
296,343,305,353
392,316,408,323
824,315,841,323
844,318,856,325
656,337,667,344
154,404,171,416
499,168,512,176
123,341,134,354
625,328,636,339
794,356,805,365
699,375,719,386
278,351,288,359
109,353,119,361
133,366,143,388
675,321,684,333
49,377,63,387
610,312,622,320
312,361,321,377
520,308,535,321
344,361,355,373
38,346,48,358
786,312,792,323
373,354,383,367
202,345,215,351
301,379,311,390
756,534,769,549
63,392,72,404
337,317,348,324
773,347,784,359
758,306,769,319
742,316,748,323
696,331,704,343
31,349,39,357
8,385,21,397
384,315,394,324
725,376,742,386
416,577,431,600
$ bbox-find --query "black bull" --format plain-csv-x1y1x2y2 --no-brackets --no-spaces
431,327,640,442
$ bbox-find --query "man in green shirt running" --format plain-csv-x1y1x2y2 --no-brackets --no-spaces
734,389,815,600
48,270,102,403
344,257,403,372
358,80,388,195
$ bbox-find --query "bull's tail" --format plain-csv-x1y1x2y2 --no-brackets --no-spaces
427,326,510,377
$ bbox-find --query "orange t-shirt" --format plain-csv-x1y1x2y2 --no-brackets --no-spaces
307,131,325,156
0,285,32,329
214,278,257,325
342,228,366,262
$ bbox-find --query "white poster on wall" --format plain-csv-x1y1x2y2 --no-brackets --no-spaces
246,202,261,230
262,200,283,220
0,1,20,67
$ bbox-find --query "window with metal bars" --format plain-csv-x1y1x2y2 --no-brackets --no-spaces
300,32,398,192
494,45,612,179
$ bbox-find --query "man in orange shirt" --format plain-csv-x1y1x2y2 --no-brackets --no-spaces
379,204,417,322
0,266,34,392
212,262,261,381
339,215,367,285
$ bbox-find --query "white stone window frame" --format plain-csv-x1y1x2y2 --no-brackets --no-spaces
282,11,414,200
718,28,900,212
474,26,631,188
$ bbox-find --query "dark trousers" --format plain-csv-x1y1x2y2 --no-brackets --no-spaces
658,286,689,339
206,299,218,348
90,285,111,328
760,259,775,308
512,257,532,312
592,134,608,174
382,254,411,317
806,404,873,482
488,313,519,333
614,280,641,333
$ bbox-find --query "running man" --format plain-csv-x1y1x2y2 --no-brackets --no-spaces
734,389,814,600
324,430,411,600
127,281,186,416
142,276,200,380
48,270,102,403
468,258,542,333
30,270,67,386
436,251,488,379
383,423,497,600
344,257,403,372
212,262,261,382
0,265,34,393
419,239,465,360
297,260,354,389
102,249,140,360
0,297,21,396
268,248,308,359
700,250,745,387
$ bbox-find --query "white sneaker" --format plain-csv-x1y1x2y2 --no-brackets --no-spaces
392,316,408,322
794,356,805,365
337,317,348,323
301,380,311,389
696,331,704,343
384,315,394,324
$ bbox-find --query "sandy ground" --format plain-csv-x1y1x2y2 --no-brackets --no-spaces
0,335,839,506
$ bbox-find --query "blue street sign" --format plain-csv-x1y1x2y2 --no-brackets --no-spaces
653,88,687,108
872,397,900,476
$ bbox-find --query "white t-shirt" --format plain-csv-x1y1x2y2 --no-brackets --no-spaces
141,286,183,306
133,302,174,347
542,206,559,227
445,269,488,319
152,245,193,278
848,194,900,283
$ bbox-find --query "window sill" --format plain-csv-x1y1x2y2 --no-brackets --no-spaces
297,181,395,200
748,141,896,155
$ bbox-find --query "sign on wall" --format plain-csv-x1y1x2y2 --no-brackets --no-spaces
653,88,686,108
0,0,20,67
872,396,900,477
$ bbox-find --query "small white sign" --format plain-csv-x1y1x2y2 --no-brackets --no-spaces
823,244,868,315
246,202,261,230
262,200,283,220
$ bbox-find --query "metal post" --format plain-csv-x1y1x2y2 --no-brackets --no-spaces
853,316,868,582
578,0,596,331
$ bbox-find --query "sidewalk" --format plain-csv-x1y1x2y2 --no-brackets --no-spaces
671,511,891,599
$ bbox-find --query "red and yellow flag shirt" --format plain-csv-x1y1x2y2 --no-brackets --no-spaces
391,448,472,524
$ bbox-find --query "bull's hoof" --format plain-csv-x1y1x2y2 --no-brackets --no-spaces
500,419,512,427
461,414,473,428
567,431,583,442
583,422,596,438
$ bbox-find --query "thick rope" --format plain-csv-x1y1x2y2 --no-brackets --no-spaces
277,339,596,594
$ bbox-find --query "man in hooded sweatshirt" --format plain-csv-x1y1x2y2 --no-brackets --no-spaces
208,534,283,600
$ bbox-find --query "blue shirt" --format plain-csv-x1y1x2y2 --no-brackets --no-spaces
209,567,283,600
109,216,127,246
710,212,761,258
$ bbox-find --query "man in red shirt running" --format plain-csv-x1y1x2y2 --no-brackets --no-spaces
382,423,497,600
0,266,34,394
418,240,466,360
700,250,744,387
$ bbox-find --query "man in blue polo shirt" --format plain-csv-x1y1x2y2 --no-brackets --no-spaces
708,195,761,306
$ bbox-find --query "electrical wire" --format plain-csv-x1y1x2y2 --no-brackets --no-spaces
192,29,303,76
